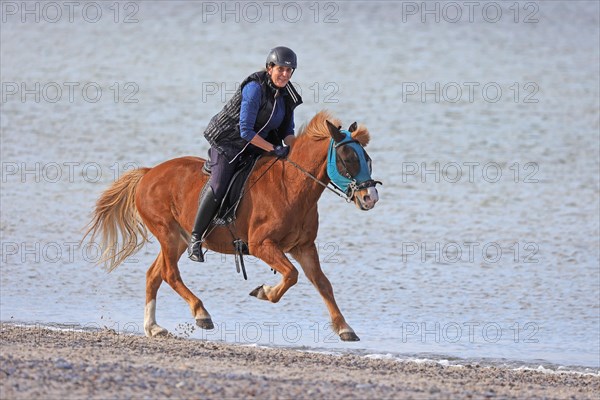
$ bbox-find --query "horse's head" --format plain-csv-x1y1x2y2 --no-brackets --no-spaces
326,120,381,210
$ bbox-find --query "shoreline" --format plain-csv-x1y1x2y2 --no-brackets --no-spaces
1,324,598,399
4,320,598,374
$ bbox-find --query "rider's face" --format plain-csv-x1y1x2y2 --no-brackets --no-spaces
268,65,293,88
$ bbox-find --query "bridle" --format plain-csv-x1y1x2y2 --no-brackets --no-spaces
331,139,381,195
285,131,382,202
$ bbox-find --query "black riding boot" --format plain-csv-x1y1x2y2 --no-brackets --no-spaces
188,185,220,262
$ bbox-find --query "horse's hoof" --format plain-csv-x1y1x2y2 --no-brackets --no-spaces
145,324,169,338
249,284,267,300
196,318,214,330
153,328,169,337
340,331,360,342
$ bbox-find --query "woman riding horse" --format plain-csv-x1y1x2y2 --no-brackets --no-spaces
188,46,303,262
84,110,379,341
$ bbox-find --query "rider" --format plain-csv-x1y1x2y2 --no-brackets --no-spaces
188,46,303,262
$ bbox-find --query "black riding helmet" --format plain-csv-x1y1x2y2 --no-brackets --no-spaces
265,46,297,69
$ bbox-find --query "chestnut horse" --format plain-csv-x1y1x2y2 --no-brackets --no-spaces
83,111,379,342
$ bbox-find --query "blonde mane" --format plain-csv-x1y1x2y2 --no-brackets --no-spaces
297,110,340,141
297,110,371,146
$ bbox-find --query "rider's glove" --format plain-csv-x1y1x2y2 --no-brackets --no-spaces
271,145,290,159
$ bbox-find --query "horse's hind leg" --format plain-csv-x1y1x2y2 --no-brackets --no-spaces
290,243,359,342
144,252,169,337
159,230,214,329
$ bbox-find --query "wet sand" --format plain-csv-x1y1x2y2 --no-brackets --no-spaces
0,324,597,399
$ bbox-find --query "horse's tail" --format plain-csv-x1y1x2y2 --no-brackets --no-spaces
82,168,151,272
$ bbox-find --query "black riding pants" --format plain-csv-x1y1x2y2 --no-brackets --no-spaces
206,147,240,201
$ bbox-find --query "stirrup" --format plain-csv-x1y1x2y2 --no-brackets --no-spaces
188,239,205,262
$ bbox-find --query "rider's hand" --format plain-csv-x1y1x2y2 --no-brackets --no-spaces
271,145,290,159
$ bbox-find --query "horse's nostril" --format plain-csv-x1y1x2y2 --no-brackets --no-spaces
365,187,379,204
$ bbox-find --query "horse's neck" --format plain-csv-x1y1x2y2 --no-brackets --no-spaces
284,137,330,205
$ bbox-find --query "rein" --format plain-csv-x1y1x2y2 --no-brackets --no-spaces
283,158,353,202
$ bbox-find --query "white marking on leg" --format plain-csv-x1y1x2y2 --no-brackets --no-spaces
144,300,167,337
259,284,272,300
144,300,157,336
339,328,355,335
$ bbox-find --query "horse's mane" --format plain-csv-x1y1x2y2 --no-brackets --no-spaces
297,110,340,141
297,110,370,146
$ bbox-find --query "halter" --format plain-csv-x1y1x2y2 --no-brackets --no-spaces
327,130,381,199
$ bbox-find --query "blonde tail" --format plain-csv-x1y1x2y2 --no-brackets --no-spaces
82,168,150,272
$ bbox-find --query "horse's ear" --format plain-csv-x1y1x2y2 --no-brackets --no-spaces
348,122,358,132
326,120,346,143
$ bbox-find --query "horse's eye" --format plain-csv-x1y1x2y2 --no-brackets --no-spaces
345,152,361,176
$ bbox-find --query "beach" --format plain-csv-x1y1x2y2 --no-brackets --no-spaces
0,324,598,399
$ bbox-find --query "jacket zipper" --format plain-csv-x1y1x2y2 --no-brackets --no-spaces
229,90,279,164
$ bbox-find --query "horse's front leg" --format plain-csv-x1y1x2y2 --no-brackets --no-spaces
249,239,298,303
290,243,359,342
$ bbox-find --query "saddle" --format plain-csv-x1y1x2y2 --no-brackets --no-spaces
204,153,261,279
204,154,260,225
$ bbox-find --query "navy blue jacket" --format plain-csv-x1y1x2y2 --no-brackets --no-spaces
203,71,302,162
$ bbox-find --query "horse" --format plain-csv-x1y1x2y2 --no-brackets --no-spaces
83,110,380,342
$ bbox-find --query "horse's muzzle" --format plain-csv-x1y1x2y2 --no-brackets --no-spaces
355,186,379,210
